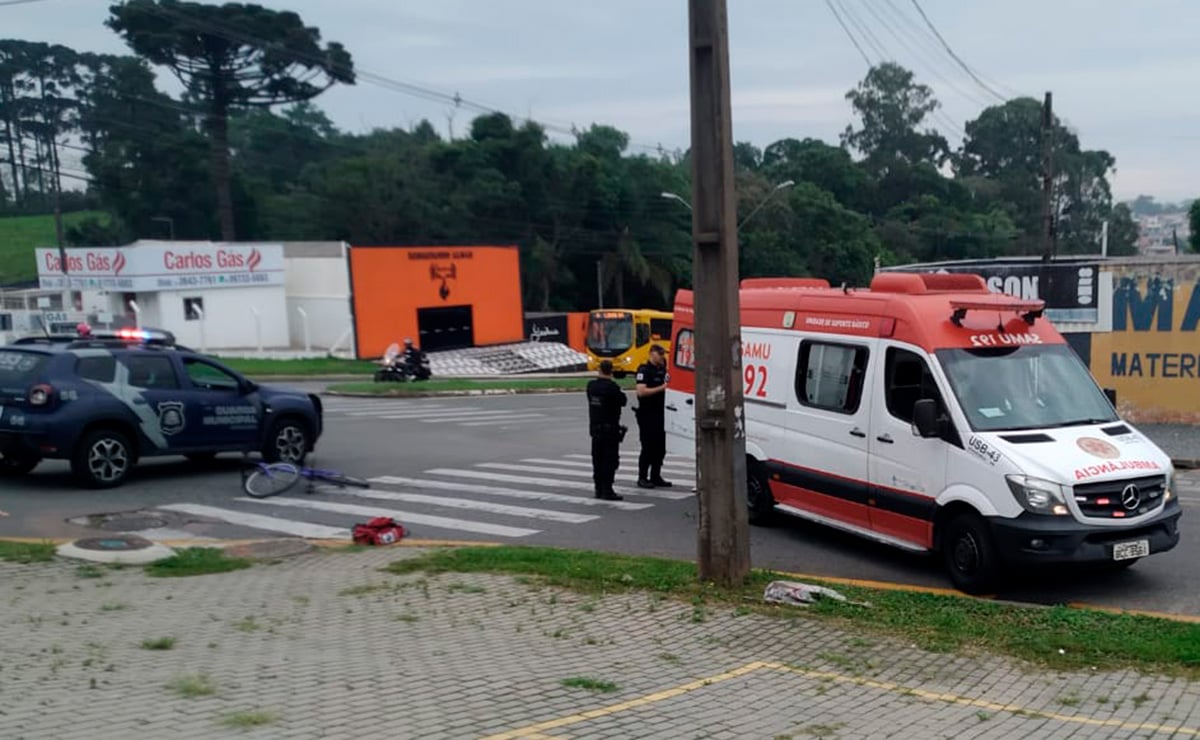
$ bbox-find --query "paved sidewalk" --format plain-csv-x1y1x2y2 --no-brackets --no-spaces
2,548,1199,740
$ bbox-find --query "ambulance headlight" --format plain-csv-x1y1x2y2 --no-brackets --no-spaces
1006,475,1070,516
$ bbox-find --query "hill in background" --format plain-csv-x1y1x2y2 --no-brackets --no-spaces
0,211,109,286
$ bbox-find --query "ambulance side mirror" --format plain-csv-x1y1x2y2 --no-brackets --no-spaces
912,399,939,439
1103,388,1117,407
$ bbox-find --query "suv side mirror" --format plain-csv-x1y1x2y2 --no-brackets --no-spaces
1104,387,1117,407
912,399,939,438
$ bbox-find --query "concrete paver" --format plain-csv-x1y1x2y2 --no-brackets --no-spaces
0,547,1197,739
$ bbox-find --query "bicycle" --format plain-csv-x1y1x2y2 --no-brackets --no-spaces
242,460,370,498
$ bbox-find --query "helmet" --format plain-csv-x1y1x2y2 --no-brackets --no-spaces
404,337,413,346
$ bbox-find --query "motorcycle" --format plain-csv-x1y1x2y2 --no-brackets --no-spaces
374,342,433,383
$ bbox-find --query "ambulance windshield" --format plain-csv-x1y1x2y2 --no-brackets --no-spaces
937,344,1118,432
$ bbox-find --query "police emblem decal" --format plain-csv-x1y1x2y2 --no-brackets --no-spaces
157,401,186,436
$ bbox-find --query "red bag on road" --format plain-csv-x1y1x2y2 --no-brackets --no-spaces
352,516,407,546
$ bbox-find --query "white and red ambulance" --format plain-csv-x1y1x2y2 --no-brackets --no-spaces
665,272,1181,593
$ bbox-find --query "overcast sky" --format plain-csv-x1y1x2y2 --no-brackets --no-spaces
6,0,1198,203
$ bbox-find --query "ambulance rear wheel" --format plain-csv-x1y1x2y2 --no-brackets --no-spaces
746,461,776,526
942,512,1000,595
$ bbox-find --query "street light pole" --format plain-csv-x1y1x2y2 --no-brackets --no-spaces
737,179,794,231
660,191,693,212
688,0,750,587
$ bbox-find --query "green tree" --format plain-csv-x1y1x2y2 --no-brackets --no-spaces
1190,200,1200,252
107,0,354,240
841,62,949,172
1106,203,1139,257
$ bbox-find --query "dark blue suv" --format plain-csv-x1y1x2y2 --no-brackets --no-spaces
0,328,323,488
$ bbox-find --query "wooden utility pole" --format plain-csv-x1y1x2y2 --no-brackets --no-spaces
687,0,750,587
1039,91,1054,262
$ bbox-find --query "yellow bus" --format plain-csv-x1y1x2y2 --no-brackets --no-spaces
585,308,674,377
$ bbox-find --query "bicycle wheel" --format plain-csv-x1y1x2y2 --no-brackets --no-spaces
313,471,370,489
243,463,301,498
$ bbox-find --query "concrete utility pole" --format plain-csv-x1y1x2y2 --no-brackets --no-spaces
687,0,750,587
1039,91,1054,262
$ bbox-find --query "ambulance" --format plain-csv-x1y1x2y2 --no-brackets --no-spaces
665,273,1181,593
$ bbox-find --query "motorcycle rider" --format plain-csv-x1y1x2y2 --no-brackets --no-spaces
400,338,428,379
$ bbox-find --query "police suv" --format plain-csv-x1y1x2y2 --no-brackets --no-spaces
0,328,323,488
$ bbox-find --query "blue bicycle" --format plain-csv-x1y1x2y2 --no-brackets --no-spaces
242,461,370,498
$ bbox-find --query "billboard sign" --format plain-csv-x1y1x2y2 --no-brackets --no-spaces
890,261,1099,323
36,244,285,292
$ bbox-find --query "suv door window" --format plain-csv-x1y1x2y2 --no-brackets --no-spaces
76,356,117,383
183,358,241,392
123,355,179,390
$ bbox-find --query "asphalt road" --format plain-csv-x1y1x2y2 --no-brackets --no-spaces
2,388,1198,617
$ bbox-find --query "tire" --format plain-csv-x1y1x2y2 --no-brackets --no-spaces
72,429,134,489
942,512,1001,595
0,451,40,476
244,463,301,498
746,460,776,526
263,418,310,465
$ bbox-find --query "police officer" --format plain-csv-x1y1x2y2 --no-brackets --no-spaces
635,344,672,488
587,360,627,501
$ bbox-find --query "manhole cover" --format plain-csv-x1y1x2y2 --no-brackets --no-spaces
97,515,167,532
72,535,156,552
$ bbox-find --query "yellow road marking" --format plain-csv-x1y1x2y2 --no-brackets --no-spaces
1067,602,1200,625
479,661,770,739
485,661,1200,738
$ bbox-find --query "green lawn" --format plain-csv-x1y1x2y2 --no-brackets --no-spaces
389,546,1200,677
0,211,109,284
215,356,378,377
328,377,631,396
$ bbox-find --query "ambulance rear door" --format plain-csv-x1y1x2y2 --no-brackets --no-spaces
664,326,695,458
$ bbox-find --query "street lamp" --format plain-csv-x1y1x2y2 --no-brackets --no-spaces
737,179,794,230
660,191,692,212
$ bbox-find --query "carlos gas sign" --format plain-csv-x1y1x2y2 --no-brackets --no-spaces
37,244,282,291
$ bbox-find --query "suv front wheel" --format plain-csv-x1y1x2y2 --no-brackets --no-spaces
263,419,309,465
73,429,135,488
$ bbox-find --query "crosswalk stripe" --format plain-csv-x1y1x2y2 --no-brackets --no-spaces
537,457,694,474
459,416,546,427
566,453,692,466
157,503,351,539
239,497,540,538
479,462,692,488
369,476,653,511
341,406,459,417
421,412,544,424
426,468,693,501
313,487,598,523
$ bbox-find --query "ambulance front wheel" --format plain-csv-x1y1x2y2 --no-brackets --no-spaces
746,460,776,526
942,512,1000,595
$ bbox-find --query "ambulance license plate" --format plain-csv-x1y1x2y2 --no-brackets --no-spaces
1113,540,1149,561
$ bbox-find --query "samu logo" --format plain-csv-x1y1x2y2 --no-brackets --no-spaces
157,401,186,436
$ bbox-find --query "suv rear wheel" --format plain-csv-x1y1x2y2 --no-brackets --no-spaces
0,451,40,476
263,419,309,465
72,429,134,488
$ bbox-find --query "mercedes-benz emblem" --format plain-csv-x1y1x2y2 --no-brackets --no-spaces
1120,484,1141,511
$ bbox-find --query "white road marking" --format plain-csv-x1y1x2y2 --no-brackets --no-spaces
369,476,653,510
425,468,693,501
420,412,544,424
478,462,693,489
157,503,351,539
239,497,540,538
312,487,598,523
459,416,547,426
531,457,694,475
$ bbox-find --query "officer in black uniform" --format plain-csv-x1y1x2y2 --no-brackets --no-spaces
587,360,627,501
635,344,672,489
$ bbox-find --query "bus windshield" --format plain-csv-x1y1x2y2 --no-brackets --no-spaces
588,312,634,355
936,344,1118,432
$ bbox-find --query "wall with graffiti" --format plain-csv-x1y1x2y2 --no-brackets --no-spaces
1089,258,1200,423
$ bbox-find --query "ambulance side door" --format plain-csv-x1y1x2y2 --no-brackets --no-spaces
664,326,695,458
867,344,950,549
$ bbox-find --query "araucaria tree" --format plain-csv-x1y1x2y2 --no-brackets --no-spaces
107,0,354,239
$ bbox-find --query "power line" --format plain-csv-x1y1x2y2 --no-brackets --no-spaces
0,0,53,6
907,0,1010,103
824,0,873,67
834,0,889,62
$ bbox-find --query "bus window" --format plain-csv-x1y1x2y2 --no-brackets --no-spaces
650,318,672,341
636,322,651,347
587,312,634,356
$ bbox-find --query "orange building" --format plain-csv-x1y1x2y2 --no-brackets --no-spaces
348,245,525,358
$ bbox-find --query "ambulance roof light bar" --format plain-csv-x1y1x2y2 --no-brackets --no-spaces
949,297,1045,328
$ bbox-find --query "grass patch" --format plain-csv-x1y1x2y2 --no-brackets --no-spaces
169,673,218,698
233,616,263,633
220,709,276,729
328,377,634,397
387,546,1200,677
141,636,176,650
144,548,251,578
561,676,620,693
216,356,378,377
0,540,55,564
0,210,108,283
